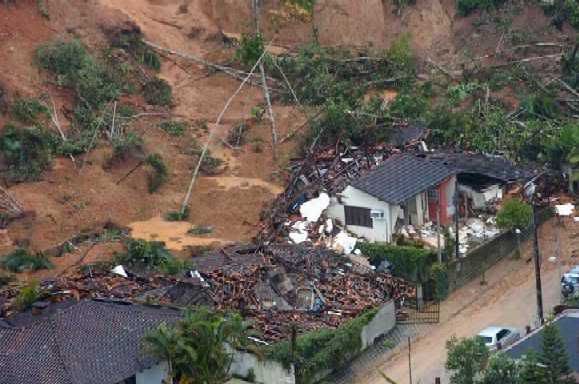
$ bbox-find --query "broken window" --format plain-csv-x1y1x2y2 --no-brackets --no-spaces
344,206,373,228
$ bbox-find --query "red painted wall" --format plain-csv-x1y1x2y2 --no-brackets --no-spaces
428,176,454,226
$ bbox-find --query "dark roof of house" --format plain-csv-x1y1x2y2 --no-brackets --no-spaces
351,154,455,204
505,310,579,372
0,299,181,384
426,152,537,182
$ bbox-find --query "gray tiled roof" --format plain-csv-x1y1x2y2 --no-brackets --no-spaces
505,311,579,373
351,154,455,204
0,300,181,384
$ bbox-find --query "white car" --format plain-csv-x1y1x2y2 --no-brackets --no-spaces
477,326,521,351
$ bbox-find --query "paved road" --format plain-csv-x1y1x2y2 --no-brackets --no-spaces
343,218,572,384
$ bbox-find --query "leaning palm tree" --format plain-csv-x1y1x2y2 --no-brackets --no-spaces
143,322,182,384
144,308,252,384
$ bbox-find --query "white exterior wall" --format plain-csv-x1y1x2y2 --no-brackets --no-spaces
327,186,394,242
229,349,295,384
136,362,169,384
360,301,396,350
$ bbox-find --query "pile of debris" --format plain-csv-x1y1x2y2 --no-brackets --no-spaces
189,244,414,342
258,126,427,245
0,268,177,317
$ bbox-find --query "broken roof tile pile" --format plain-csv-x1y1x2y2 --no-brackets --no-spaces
426,151,537,182
0,270,176,317
0,300,180,384
193,244,414,342
352,154,455,204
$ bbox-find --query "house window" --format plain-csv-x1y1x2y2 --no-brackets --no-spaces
344,206,373,228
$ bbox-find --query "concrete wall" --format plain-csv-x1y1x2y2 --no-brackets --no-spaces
360,301,397,350
136,362,169,384
229,349,295,384
327,186,394,242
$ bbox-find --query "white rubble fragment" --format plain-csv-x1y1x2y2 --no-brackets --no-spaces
111,265,128,278
555,203,574,216
333,231,358,254
575,217,579,223
353,248,362,255
299,193,330,222
325,218,334,234
289,221,309,244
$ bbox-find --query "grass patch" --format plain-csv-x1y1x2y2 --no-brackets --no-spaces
187,225,213,235
114,238,190,275
0,249,53,273
165,207,190,222
15,280,42,311
0,124,53,182
143,78,172,106
159,120,188,136
145,153,168,193
11,98,49,124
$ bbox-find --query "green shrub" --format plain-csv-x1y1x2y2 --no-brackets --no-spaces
0,249,53,273
0,124,53,182
110,132,143,162
159,120,187,136
110,31,161,71
36,39,89,83
496,198,532,231
187,225,213,235
15,281,42,311
236,33,265,68
36,40,121,110
430,262,449,300
11,98,49,124
357,242,436,282
456,0,505,16
165,207,190,221
267,309,377,383
114,238,188,275
143,78,172,106
145,153,168,193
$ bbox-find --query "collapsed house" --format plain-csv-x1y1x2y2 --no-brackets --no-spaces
262,144,537,256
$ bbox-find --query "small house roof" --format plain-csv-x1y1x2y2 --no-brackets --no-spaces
0,300,181,384
351,154,455,204
505,310,579,373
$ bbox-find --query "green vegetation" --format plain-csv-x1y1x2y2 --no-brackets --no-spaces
109,30,161,71
0,272,14,288
445,321,576,384
188,225,213,235
446,336,489,384
159,120,188,136
0,249,53,273
143,78,172,106
144,308,250,384
357,242,436,282
36,40,121,110
0,124,53,182
496,198,533,231
236,33,265,68
267,309,377,384
114,238,189,275
284,0,316,14
144,153,168,193
15,281,42,311
165,207,190,222
456,0,506,16
11,98,49,124
430,262,449,300
110,132,143,163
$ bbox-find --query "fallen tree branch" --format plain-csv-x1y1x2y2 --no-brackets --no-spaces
179,42,274,216
143,39,279,87
259,61,278,160
49,94,77,168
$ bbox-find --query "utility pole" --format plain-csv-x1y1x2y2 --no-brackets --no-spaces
532,202,544,326
454,187,460,259
408,337,413,384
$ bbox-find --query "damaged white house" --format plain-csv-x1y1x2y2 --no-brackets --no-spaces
325,152,536,246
